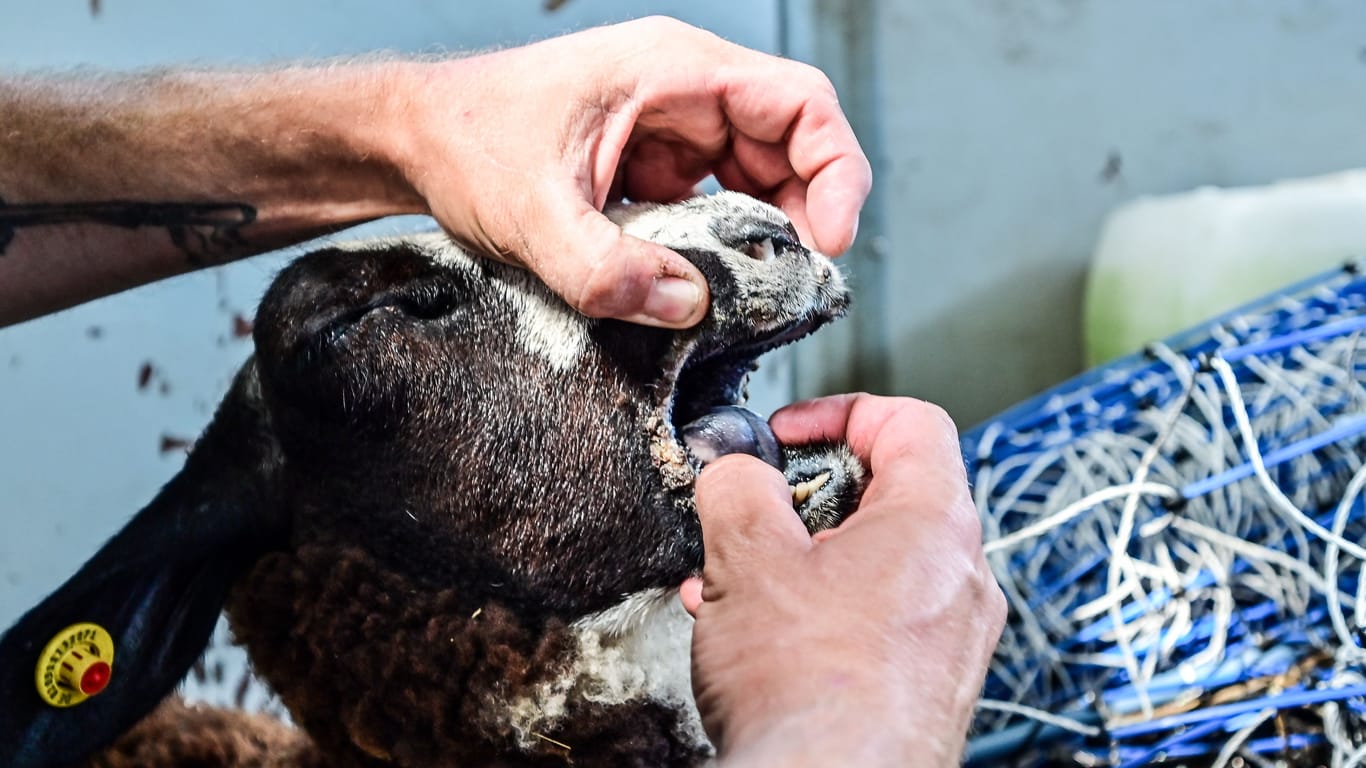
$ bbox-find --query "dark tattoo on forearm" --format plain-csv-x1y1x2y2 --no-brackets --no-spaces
0,197,257,265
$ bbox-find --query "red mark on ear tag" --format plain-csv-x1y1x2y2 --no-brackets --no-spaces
35,623,116,708
80,660,112,695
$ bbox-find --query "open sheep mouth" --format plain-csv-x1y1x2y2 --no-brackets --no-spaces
669,311,834,506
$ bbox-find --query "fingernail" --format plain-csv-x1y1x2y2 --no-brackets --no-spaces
644,277,702,325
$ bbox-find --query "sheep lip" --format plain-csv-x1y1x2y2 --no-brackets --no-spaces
690,312,827,369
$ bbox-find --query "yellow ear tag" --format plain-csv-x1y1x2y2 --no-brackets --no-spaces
35,622,115,708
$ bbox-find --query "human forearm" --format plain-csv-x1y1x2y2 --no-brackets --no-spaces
0,18,870,329
0,65,424,324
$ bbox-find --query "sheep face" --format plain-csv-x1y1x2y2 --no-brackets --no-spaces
249,192,855,621
0,192,865,768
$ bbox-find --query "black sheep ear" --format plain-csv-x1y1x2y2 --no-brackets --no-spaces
0,363,287,768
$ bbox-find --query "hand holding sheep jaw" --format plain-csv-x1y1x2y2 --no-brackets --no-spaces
607,195,866,532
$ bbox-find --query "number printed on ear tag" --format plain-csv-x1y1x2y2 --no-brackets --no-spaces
35,622,115,708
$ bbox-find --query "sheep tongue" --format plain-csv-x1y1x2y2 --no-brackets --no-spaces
681,405,783,470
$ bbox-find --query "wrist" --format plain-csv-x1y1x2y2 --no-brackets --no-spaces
376,57,489,210
718,685,917,768
710,651,972,768
349,60,430,218
711,663,912,765
274,61,428,224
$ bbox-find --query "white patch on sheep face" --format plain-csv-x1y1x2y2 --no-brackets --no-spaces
409,231,480,272
489,275,590,373
412,233,591,373
503,589,711,757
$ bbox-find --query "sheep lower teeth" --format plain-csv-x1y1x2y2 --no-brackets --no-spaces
790,472,831,506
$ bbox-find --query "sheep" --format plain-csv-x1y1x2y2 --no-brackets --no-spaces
0,192,867,768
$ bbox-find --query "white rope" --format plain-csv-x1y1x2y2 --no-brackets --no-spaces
969,295,1366,765
974,698,1102,737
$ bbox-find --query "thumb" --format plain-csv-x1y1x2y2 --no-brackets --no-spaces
538,196,710,327
694,455,812,588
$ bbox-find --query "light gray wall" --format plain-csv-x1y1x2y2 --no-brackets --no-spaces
787,0,1366,426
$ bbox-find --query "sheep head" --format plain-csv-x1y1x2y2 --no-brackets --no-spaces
0,192,865,768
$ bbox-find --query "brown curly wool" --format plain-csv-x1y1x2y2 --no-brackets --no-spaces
85,698,321,768
224,544,708,768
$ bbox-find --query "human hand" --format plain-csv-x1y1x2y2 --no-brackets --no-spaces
681,394,1007,767
388,17,871,328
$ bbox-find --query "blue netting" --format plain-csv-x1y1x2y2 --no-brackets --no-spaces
962,263,1366,766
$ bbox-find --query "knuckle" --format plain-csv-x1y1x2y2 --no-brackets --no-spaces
855,156,875,195
886,398,962,459
574,281,627,318
781,60,840,102
986,576,1009,629
938,495,986,557
806,65,840,99
573,240,642,318
910,400,958,436
635,14,682,30
631,15,695,43
866,395,957,438
960,548,1008,632
955,503,986,545
917,402,967,463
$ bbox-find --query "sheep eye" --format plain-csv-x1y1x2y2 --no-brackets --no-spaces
742,237,778,262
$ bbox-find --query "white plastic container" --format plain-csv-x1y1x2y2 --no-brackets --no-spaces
1084,170,1366,365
